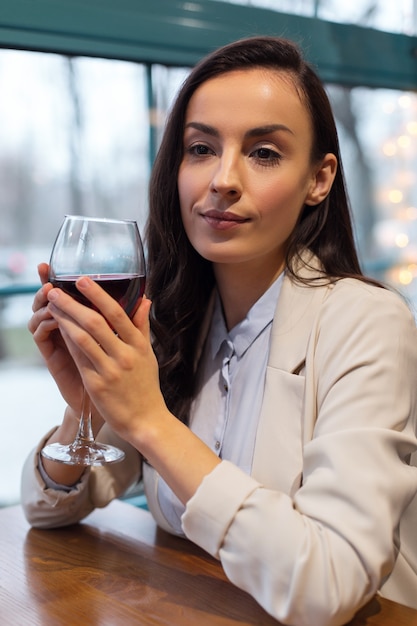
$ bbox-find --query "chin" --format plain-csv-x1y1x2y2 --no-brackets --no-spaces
196,248,244,265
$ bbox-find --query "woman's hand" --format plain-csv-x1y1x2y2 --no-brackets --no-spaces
45,276,166,443
44,275,221,503
28,263,84,414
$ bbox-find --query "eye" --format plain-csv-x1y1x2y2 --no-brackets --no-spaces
186,143,214,157
250,146,282,164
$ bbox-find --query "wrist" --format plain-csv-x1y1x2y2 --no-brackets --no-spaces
131,410,221,505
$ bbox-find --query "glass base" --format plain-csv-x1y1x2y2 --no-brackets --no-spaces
41,440,125,466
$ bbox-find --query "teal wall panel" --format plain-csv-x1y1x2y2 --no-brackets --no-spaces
0,0,416,89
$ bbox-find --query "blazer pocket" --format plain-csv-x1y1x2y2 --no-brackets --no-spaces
252,368,305,496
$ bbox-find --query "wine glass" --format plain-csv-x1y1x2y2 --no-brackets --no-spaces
41,215,146,466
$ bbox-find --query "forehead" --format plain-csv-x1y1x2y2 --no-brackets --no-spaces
185,68,311,134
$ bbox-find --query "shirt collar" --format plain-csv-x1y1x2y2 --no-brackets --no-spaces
209,272,284,360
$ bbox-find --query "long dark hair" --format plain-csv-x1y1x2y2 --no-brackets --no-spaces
146,36,371,423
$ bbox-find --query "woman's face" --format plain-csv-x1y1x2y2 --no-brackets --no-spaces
178,68,335,277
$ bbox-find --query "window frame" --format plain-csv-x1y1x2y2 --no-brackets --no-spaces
1,0,417,299
0,0,416,90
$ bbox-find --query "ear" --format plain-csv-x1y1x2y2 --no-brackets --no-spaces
305,153,338,206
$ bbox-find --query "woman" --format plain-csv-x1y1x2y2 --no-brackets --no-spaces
22,36,417,626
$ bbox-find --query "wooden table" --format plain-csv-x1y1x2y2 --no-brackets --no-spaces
1,500,416,625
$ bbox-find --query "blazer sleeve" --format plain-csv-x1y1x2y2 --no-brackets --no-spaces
21,423,142,528
181,280,417,626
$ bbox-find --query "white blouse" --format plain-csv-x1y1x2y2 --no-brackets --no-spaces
156,273,284,533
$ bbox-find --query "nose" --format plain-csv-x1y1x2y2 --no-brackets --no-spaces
209,150,243,199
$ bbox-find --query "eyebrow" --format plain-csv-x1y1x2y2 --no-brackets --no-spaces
184,122,294,138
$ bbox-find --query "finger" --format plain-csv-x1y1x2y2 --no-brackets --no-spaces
32,263,52,314
31,282,53,313
37,262,50,285
74,277,138,341
30,315,59,341
47,286,120,361
132,296,152,341
28,305,59,335
48,300,104,371
47,280,136,360
30,317,61,362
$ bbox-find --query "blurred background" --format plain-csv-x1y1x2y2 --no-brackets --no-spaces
1,0,417,504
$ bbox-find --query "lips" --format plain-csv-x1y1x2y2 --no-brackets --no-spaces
201,209,250,230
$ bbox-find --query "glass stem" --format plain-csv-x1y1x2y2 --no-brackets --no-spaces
74,388,94,445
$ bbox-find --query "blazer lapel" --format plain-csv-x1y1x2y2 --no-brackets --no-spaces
252,264,331,494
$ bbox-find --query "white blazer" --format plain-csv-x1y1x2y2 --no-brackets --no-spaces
147,264,417,624
21,262,417,626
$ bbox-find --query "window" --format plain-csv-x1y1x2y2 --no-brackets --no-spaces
328,85,417,311
210,0,416,34
0,0,416,505
0,49,188,505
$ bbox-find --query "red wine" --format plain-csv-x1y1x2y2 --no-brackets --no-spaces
50,274,146,318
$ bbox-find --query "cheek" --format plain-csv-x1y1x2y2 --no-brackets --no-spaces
177,167,195,214
178,174,196,240
258,182,306,230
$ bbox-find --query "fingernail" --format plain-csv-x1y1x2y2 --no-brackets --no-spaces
48,290,58,301
77,277,91,289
